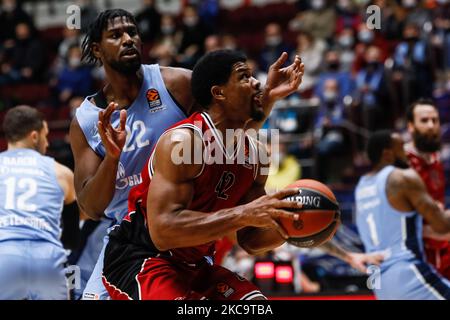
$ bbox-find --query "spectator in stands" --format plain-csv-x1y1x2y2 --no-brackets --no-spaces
0,22,45,84
54,44,93,105
431,0,450,71
135,0,161,43
148,42,178,67
259,23,293,72
293,30,327,97
0,0,35,45
392,23,434,107
335,0,361,35
54,28,81,73
353,22,389,73
314,49,355,101
204,34,222,53
336,27,356,73
176,4,212,69
314,78,348,182
77,0,99,34
353,45,390,131
222,33,239,51
403,0,432,33
156,14,179,47
289,0,336,42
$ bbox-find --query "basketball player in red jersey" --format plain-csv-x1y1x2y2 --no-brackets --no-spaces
405,99,450,279
101,50,309,300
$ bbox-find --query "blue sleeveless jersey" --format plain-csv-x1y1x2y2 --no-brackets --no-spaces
75,64,186,222
0,149,64,247
355,165,425,268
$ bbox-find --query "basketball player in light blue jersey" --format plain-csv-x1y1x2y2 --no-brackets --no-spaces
0,106,76,299
355,130,450,300
69,8,305,300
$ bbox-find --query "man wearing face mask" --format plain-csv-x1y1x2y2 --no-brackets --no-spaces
55,44,93,105
0,22,44,84
259,23,293,72
393,23,434,108
0,0,34,45
353,45,390,131
177,4,212,69
404,99,450,280
355,130,450,299
297,0,336,41
313,79,348,182
135,0,161,43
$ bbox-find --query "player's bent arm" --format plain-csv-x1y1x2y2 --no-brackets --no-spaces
401,169,450,234
69,118,117,220
236,164,285,255
160,67,195,115
146,130,248,251
54,161,76,204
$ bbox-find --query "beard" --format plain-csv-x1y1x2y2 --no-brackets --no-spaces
109,56,141,75
394,158,410,169
250,108,265,122
413,131,441,153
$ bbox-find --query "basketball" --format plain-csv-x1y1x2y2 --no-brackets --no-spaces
279,179,341,248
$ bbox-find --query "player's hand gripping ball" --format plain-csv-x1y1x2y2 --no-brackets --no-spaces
280,179,341,248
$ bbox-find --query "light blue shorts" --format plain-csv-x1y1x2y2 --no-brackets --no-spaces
0,240,69,300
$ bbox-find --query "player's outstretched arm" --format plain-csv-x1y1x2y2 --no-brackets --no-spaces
320,241,385,273
69,102,126,220
246,53,304,130
146,130,301,252
398,169,450,234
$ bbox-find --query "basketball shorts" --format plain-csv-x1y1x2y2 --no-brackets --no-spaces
374,259,450,300
0,239,69,300
102,255,264,300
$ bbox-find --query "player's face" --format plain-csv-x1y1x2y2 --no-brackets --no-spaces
409,105,441,153
36,121,49,155
222,62,264,122
391,133,409,169
98,16,142,75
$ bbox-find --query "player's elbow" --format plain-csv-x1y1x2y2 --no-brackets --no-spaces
148,217,175,252
78,202,104,221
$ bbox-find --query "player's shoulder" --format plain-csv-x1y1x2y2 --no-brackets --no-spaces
389,167,422,189
54,161,74,178
159,66,192,85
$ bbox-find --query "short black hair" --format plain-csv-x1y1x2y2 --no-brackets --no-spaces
81,9,139,65
2,105,45,143
191,50,247,108
367,130,393,165
406,98,438,123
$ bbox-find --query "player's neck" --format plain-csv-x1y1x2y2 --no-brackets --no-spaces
7,141,34,152
103,66,143,107
205,107,247,135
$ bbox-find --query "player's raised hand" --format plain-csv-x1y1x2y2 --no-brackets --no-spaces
97,102,127,160
264,52,304,103
240,188,302,239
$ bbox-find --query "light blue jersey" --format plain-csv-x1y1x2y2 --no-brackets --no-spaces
76,64,186,222
355,165,450,300
76,64,187,299
0,148,68,299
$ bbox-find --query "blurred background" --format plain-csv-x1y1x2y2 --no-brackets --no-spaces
1,0,450,299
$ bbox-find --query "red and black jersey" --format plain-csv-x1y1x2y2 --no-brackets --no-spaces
111,112,260,265
405,144,445,204
405,143,450,278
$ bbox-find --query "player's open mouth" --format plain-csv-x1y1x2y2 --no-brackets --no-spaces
253,92,263,107
121,49,139,58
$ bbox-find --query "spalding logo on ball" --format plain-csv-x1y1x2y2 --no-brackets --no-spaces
279,179,341,248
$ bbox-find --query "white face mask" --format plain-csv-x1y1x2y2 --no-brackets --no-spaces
161,25,175,35
266,35,282,47
69,57,81,68
358,30,374,43
403,0,417,8
324,90,338,103
2,3,15,12
183,16,198,27
311,0,325,10
338,35,354,48
436,0,448,4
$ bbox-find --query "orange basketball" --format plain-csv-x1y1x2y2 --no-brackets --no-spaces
279,179,341,248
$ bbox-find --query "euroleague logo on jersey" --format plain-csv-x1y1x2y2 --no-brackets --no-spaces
146,88,165,113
